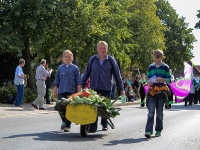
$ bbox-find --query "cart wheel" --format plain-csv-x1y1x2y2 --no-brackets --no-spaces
80,124,90,137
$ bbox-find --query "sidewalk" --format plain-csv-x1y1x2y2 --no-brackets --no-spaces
0,100,140,119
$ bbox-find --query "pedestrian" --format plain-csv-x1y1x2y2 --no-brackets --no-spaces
145,49,171,138
14,59,26,107
139,73,147,107
111,76,116,99
82,41,125,132
44,64,52,104
54,50,82,132
132,76,140,100
166,70,175,109
31,59,52,110
185,77,195,106
193,77,199,105
127,85,136,102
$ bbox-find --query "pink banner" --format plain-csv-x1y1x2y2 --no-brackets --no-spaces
169,62,192,102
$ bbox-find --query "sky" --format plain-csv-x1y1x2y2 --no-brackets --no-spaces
167,0,200,65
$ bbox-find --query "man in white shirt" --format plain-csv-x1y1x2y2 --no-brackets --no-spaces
14,59,25,107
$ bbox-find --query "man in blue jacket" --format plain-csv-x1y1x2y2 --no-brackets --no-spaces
82,41,125,132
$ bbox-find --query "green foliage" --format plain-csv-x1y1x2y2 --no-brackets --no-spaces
0,81,37,104
155,0,196,71
0,53,19,86
49,88,56,102
195,10,200,29
23,87,37,103
0,81,17,103
126,0,166,70
0,0,197,86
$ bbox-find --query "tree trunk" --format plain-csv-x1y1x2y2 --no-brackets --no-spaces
22,37,35,90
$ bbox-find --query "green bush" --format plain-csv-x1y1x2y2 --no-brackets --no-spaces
0,82,58,104
0,81,37,104
49,88,57,102
23,87,37,103
0,81,17,103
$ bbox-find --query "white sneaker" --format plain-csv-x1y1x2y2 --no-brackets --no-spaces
64,127,70,132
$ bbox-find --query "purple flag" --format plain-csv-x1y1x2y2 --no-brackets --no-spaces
169,62,192,102
144,85,149,95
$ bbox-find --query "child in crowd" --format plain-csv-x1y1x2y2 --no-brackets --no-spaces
127,85,136,102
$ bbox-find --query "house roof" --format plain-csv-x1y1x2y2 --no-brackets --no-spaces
196,65,200,71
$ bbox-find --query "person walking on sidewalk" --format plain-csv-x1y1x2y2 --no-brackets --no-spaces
31,59,52,110
82,41,125,132
14,59,26,107
144,49,171,138
54,50,82,132
139,73,147,107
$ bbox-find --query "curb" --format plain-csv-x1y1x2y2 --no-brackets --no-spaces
0,110,57,119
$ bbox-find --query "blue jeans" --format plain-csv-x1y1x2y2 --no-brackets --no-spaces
145,93,165,134
15,84,24,106
111,84,116,99
90,89,111,130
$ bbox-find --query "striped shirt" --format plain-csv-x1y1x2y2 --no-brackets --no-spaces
35,65,51,81
54,64,82,94
147,62,171,86
82,55,124,91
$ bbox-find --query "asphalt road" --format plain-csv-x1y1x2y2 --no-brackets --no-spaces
1,103,200,150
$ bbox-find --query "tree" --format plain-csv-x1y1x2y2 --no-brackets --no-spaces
195,10,200,29
126,0,166,71
0,0,61,89
155,0,196,71
0,52,19,85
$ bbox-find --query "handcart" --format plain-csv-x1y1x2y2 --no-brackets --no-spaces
54,89,125,137
65,103,116,137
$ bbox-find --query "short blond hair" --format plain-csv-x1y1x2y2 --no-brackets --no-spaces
62,50,74,59
153,49,164,59
97,41,108,49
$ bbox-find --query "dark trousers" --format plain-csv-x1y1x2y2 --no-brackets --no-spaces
140,93,145,107
58,92,73,128
198,89,200,103
167,93,173,108
185,94,194,106
194,90,199,104
134,88,139,100
111,84,116,99
139,86,146,107
44,87,50,104
90,89,111,131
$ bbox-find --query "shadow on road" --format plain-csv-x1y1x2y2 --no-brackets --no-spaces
127,103,200,111
3,130,108,142
103,137,155,146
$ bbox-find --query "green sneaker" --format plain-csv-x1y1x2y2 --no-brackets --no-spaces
155,131,161,137
145,132,152,138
